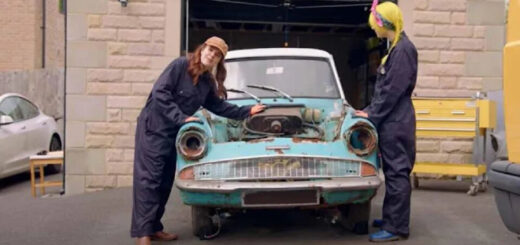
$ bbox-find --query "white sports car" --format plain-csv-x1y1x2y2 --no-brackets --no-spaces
0,93,62,179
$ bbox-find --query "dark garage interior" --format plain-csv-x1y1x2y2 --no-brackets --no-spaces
183,0,395,109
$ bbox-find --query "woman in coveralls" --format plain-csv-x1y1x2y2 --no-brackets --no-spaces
355,1,418,242
131,36,265,245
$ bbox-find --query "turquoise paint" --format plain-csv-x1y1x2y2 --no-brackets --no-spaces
322,189,377,205
176,137,379,170
179,189,376,207
176,97,380,206
180,190,242,207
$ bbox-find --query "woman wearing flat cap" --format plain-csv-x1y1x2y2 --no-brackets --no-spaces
131,36,265,245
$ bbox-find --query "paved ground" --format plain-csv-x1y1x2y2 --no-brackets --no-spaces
0,172,518,245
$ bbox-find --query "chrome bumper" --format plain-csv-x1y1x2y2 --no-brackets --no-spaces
175,176,381,193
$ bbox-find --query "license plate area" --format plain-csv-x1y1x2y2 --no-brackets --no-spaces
242,189,319,207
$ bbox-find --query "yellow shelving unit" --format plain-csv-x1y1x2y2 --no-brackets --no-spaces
411,95,496,195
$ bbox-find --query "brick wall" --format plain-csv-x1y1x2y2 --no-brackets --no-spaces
0,0,64,70
402,0,506,164
0,0,40,70
65,0,180,194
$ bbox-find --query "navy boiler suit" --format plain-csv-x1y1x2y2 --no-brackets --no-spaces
364,32,418,237
131,57,252,237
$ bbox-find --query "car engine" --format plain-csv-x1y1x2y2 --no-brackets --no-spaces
244,106,304,135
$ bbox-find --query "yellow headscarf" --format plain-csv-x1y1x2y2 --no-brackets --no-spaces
368,2,404,65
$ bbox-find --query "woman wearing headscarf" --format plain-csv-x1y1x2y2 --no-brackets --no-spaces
355,1,418,242
131,36,265,245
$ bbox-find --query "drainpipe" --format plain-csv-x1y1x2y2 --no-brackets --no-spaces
61,0,67,195
41,0,46,68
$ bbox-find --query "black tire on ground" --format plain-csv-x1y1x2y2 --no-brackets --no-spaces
191,206,218,240
338,201,371,235
44,136,62,174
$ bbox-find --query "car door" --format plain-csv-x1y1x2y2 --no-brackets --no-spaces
17,98,50,156
0,96,29,177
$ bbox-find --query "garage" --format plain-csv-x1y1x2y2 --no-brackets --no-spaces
182,0,394,109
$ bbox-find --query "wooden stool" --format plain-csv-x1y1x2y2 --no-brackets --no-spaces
30,151,63,197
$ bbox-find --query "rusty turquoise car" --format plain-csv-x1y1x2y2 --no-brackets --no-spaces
174,48,381,239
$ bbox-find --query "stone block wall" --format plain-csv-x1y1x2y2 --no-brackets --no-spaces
65,0,180,194
402,0,506,164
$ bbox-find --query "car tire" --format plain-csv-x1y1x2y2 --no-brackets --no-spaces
338,201,371,235
191,206,219,240
44,136,62,174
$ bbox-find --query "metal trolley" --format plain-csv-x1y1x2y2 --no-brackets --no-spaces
411,93,496,195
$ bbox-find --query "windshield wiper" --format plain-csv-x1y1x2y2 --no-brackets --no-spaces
226,88,261,103
247,84,294,102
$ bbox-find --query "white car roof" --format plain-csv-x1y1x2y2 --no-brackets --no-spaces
0,93,41,109
0,93,28,102
225,48,333,60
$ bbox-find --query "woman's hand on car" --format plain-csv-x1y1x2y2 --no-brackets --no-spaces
354,110,368,118
184,116,202,123
250,104,266,115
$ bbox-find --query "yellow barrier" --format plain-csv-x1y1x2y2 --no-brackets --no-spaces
504,0,520,163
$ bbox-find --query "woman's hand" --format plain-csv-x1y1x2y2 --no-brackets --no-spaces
250,104,266,115
184,116,202,123
354,110,368,118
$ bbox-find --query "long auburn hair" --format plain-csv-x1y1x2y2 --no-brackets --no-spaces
187,44,228,99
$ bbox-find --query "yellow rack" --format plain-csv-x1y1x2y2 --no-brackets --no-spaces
411,95,496,195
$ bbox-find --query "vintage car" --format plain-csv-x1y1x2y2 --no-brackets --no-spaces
174,48,381,239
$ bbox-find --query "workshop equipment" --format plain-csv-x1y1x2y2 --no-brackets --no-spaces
411,94,496,195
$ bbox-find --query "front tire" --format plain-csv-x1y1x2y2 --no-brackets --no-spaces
338,201,371,235
44,136,62,174
191,206,219,240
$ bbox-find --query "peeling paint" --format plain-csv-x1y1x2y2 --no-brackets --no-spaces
246,137,275,143
292,137,324,143
274,149,284,154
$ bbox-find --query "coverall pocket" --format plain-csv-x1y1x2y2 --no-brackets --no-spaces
175,89,196,108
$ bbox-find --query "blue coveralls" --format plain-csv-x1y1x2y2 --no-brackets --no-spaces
364,32,418,237
130,57,252,237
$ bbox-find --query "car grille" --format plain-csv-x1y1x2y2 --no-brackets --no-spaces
192,156,362,180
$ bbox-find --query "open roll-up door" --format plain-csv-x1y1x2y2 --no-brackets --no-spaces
183,0,396,109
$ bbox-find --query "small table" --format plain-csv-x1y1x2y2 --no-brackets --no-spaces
29,151,63,197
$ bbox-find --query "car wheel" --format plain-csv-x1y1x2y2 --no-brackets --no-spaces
338,201,371,235
191,206,220,240
45,136,62,174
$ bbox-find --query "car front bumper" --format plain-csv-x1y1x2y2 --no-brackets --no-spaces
175,176,381,208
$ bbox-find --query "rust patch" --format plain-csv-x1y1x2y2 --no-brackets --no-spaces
246,137,275,143
346,122,377,156
274,149,284,154
178,131,206,160
292,137,323,143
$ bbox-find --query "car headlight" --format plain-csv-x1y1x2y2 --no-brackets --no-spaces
345,122,377,157
177,129,208,160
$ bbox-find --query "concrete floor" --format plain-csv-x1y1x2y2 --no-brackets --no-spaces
0,172,518,245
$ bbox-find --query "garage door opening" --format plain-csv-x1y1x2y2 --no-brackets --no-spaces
183,0,395,109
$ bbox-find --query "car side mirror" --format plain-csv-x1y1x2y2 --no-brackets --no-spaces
0,115,14,126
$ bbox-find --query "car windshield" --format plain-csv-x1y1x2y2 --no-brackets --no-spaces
225,57,340,99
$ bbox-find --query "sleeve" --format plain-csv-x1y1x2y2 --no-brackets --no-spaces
364,47,417,127
150,58,189,127
203,85,253,120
